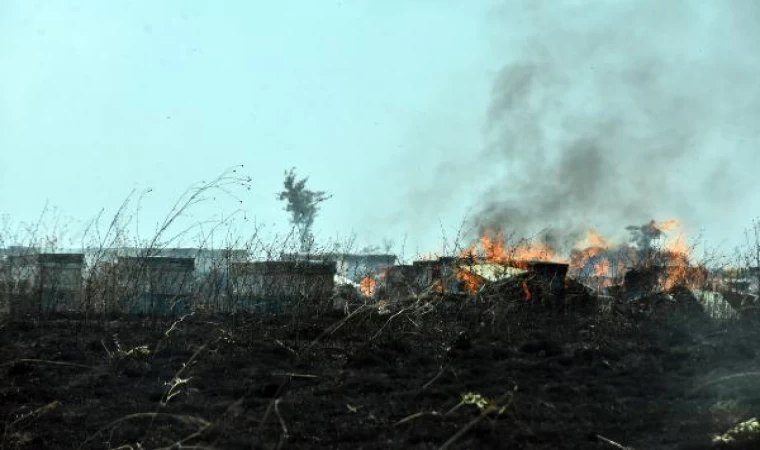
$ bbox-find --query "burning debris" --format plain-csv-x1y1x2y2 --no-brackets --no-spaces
331,218,710,314
394,219,720,314
359,276,377,298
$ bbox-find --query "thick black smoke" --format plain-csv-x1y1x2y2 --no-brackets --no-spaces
465,1,760,251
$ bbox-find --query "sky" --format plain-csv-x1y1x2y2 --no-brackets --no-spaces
1,1,759,260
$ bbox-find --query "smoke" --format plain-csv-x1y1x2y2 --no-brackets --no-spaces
626,220,666,253
460,1,760,250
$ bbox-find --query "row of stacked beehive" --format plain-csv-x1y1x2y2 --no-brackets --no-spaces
0,253,337,317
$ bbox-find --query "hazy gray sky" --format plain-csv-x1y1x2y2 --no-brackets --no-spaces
1,1,759,257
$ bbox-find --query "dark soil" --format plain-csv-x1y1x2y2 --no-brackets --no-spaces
1,305,759,450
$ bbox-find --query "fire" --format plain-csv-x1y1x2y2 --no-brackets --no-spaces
567,221,700,292
359,276,377,297
513,240,557,264
569,229,615,279
461,230,558,266
594,258,610,277
479,232,508,263
655,218,681,232
587,229,612,249
663,231,689,255
457,269,484,293
451,218,699,296
661,231,691,290
522,280,532,301
455,230,560,294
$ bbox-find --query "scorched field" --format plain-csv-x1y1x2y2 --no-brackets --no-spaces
1,301,759,450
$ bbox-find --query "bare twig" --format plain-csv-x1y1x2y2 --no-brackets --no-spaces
272,372,318,379
78,413,210,450
273,339,298,357
393,411,440,427
300,304,371,355
421,366,447,392
371,307,409,340
7,401,61,430
0,359,96,371
595,434,635,450
274,398,289,450
689,371,760,395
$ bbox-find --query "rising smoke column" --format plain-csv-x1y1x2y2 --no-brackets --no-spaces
468,0,760,249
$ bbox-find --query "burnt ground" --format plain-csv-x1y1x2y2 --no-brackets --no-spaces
1,303,759,450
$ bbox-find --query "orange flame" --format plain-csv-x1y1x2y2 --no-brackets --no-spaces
643,221,699,291
594,258,610,277
457,269,484,294
514,240,556,263
568,222,699,291
359,276,377,297
480,232,508,263
569,229,615,277
655,218,681,232
461,230,559,267
661,231,691,290
454,219,698,294
522,281,532,301
587,228,612,249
